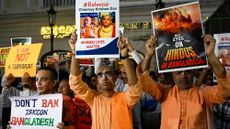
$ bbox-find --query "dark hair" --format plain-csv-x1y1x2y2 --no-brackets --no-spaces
149,71,158,81
37,67,58,81
58,69,69,82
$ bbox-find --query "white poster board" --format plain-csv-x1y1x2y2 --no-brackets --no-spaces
75,0,120,58
9,94,63,129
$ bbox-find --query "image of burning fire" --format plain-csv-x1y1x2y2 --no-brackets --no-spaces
152,3,201,34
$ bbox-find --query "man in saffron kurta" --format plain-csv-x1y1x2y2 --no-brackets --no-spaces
140,35,230,129
68,32,142,129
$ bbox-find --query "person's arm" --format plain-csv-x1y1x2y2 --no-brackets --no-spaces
195,66,211,87
118,35,141,108
137,36,164,101
202,35,230,104
119,35,137,85
142,36,156,71
126,38,142,64
68,32,94,106
21,72,31,88
69,32,80,76
204,35,226,78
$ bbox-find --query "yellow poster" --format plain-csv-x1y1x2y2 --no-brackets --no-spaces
0,47,11,67
5,43,43,77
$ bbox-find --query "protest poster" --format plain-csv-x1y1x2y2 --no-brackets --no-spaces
5,43,43,77
11,37,32,47
151,2,208,73
9,94,63,129
75,0,120,58
214,33,230,75
0,47,10,67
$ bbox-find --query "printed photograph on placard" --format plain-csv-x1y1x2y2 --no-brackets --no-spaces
151,2,208,73
218,45,230,66
98,12,116,38
80,13,99,38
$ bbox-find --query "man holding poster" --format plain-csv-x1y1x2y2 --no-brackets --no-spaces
8,67,76,129
139,34,230,129
69,32,142,129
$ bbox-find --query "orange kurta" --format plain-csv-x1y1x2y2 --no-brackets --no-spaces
69,73,142,129
140,71,230,129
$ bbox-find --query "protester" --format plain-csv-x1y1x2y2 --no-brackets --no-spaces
73,93,92,129
7,67,76,129
36,67,76,129
20,72,38,96
114,58,142,129
1,74,20,129
138,34,230,129
142,71,161,129
58,69,92,129
58,70,74,98
69,32,142,129
213,100,230,129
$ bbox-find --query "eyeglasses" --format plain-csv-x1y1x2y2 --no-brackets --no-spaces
96,71,114,78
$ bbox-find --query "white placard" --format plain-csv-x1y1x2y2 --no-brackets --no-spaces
10,94,63,129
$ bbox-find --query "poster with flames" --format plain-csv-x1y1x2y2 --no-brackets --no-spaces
152,2,208,73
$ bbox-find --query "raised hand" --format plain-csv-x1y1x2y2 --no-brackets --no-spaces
69,32,77,52
145,36,157,57
5,73,15,88
203,34,226,78
22,72,30,86
118,33,129,58
142,36,157,71
203,34,216,57
69,31,81,76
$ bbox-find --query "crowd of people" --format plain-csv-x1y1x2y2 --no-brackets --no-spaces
0,32,230,129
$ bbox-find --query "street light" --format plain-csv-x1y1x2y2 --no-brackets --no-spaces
47,5,56,52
